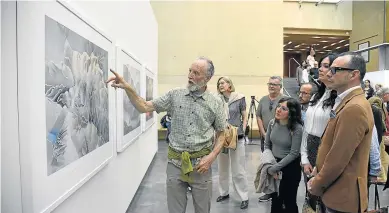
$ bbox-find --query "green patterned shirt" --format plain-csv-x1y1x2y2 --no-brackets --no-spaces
152,88,227,153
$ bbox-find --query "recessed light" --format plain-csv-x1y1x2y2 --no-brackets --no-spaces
287,49,294,51
294,45,300,48
325,50,332,52
330,43,337,46
320,41,329,43
312,36,321,39
338,40,346,43
322,46,328,49
335,46,342,49
345,44,349,46
328,37,338,39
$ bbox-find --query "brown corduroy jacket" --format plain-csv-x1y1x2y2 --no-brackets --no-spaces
310,88,374,213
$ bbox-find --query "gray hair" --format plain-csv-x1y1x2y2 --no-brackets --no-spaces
301,82,318,95
197,56,215,78
338,52,366,80
376,87,389,97
269,76,283,88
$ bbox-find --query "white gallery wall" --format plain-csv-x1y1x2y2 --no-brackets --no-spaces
1,1,158,213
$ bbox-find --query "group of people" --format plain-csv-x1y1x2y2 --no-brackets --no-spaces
106,51,388,213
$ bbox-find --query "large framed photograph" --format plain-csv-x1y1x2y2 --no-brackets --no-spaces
358,41,370,63
16,1,115,212
115,47,142,152
144,67,155,131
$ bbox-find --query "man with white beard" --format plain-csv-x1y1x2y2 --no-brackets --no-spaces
107,57,227,213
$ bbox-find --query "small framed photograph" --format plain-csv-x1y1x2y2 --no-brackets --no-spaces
358,41,370,63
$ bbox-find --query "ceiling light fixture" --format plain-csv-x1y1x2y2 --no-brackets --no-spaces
322,46,328,49
312,36,321,39
320,41,329,43
335,46,342,49
338,40,346,43
330,43,337,46
344,44,349,46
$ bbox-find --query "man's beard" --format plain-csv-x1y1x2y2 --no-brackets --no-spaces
187,80,206,92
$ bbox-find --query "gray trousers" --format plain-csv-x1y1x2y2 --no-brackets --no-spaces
166,162,212,213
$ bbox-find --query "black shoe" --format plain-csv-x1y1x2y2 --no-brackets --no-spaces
216,194,229,202
240,200,249,209
258,194,272,202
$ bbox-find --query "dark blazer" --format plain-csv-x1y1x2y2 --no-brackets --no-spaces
310,88,374,213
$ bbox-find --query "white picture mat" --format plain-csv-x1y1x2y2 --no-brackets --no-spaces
115,47,143,152
16,1,115,213
144,67,155,131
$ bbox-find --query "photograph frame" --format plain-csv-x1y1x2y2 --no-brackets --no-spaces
144,66,156,131
358,41,370,63
115,46,143,152
16,1,116,212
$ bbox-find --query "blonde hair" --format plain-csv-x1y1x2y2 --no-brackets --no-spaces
217,76,235,94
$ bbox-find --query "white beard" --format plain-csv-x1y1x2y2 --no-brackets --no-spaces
187,80,206,92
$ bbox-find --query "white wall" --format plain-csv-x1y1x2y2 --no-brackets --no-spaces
364,70,389,88
1,1,158,213
54,1,159,212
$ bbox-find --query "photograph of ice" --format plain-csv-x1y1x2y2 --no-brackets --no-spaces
145,75,154,121
45,16,109,175
123,64,141,135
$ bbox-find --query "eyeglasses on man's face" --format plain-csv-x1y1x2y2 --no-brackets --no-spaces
267,83,281,87
298,91,311,96
329,67,356,75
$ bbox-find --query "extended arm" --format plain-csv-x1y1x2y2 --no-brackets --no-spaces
123,83,155,113
107,69,155,113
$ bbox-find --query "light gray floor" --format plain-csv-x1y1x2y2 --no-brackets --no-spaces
126,140,389,213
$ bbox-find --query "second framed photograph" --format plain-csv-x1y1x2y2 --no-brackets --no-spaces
144,67,156,131
115,47,143,152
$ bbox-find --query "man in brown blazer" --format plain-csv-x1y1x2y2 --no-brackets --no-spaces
308,52,374,213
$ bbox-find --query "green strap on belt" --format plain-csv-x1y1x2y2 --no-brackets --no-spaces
168,146,212,183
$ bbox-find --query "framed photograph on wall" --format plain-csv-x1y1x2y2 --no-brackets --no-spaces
358,41,370,63
144,67,155,131
115,47,143,152
16,1,115,212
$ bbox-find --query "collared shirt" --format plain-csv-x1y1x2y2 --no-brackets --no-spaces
301,90,332,165
152,88,227,153
333,86,361,110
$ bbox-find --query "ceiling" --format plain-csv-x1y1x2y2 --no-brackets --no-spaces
283,33,350,54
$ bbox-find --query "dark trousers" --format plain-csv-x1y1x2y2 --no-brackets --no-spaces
270,157,301,213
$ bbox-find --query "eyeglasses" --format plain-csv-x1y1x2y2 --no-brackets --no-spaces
267,83,281,87
276,104,289,112
329,67,356,75
297,91,311,96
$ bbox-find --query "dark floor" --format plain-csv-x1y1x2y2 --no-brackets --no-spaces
127,140,389,213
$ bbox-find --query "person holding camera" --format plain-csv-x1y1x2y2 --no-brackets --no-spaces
215,76,249,209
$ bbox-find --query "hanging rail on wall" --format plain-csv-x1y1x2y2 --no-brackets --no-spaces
288,57,301,77
353,43,389,71
283,87,292,97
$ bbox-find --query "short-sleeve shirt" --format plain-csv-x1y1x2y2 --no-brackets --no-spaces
152,88,227,152
256,95,285,131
